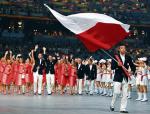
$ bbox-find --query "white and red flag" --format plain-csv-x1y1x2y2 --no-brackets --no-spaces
44,4,130,52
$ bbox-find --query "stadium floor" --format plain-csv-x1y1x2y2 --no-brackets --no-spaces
0,89,150,114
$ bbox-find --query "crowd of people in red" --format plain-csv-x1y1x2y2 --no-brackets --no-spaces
0,46,80,95
0,51,33,94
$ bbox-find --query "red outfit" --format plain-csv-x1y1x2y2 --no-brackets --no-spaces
54,63,59,84
42,69,46,84
25,63,33,83
69,66,77,86
0,61,6,83
2,64,12,85
60,63,71,86
12,62,19,83
16,64,25,86
57,63,62,85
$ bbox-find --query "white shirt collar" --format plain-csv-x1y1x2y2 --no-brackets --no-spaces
90,64,92,70
120,54,125,64
78,64,81,69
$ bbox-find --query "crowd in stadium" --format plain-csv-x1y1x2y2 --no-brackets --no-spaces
0,0,150,24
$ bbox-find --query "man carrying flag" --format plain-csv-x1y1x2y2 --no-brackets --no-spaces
44,4,135,113
110,44,135,113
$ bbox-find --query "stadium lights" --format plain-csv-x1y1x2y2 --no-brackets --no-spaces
18,21,22,25
142,30,145,35
34,29,38,32
44,29,47,33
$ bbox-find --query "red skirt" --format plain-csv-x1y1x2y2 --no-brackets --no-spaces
2,73,8,85
69,76,77,86
60,75,69,86
12,72,18,83
57,73,61,85
54,71,58,85
16,74,24,86
25,74,30,83
2,73,12,85
29,73,33,84
6,74,13,85
0,72,3,83
42,73,46,84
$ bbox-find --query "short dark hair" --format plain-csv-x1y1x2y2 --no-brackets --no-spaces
118,42,126,47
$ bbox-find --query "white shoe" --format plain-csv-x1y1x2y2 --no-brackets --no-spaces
90,91,93,95
109,94,113,97
128,96,131,99
141,98,148,102
106,94,109,97
136,98,142,101
101,93,106,96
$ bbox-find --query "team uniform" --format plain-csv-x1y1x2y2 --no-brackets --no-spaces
105,67,113,84
96,67,102,82
2,64,12,85
69,65,77,87
110,54,136,113
101,69,109,95
0,61,6,84
25,63,32,84
12,62,19,86
60,63,70,87
16,63,25,86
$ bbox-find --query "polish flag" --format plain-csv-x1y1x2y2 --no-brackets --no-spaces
44,4,130,52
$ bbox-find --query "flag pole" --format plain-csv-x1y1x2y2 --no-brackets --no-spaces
99,49,132,80
100,49,118,63
99,49,129,72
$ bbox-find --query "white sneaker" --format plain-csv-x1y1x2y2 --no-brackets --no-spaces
128,96,131,99
141,98,148,102
106,94,109,97
109,94,113,97
101,93,106,96
136,98,142,101
89,91,93,95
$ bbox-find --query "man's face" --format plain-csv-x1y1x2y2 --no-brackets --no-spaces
78,58,82,64
119,46,126,54
38,53,43,59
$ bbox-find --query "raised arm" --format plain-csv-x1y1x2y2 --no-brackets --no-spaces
43,47,48,61
4,51,8,60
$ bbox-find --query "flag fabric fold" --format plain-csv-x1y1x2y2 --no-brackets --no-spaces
44,4,130,52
